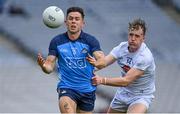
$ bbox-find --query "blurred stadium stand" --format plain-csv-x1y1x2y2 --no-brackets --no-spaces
172,0,180,13
1,0,180,113
152,0,172,6
153,0,180,14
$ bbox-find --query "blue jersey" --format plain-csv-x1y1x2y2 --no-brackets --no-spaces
48,31,101,92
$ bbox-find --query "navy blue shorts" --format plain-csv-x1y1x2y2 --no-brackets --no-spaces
57,88,96,111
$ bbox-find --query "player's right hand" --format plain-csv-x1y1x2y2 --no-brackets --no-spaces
92,75,103,85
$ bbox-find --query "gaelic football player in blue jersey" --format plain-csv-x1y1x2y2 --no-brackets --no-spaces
37,7,105,114
87,18,156,113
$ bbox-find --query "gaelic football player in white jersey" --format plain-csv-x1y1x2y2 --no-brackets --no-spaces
87,18,155,113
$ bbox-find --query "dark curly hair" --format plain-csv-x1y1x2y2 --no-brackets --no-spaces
66,6,85,19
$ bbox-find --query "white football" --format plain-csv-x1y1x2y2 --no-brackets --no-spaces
42,6,64,28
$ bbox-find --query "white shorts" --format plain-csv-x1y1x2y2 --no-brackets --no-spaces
110,90,154,112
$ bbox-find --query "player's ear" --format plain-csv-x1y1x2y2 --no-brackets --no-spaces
82,20,85,27
142,36,145,41
64,20,68,26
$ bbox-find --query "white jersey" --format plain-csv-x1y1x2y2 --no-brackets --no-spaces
110,41,155,96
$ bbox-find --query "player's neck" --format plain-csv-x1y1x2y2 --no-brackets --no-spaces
68,31,81,41
128,46,138,53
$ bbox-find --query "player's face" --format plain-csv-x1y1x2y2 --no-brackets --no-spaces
65,12,84,34
128,27,145,52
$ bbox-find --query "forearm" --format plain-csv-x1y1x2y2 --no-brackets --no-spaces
101,77,130,87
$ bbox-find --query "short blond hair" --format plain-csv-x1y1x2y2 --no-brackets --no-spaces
129,18,147,35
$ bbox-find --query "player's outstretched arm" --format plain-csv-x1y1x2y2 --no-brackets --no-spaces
92,68,144,86
37,53,56,74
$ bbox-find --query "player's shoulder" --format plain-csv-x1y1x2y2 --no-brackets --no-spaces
50,32,68,44
114,41,128,50
119,41,128,47
81,31,98,41
138,43,154,62
80,31,100,46
52,32,66,40
110,41,128,56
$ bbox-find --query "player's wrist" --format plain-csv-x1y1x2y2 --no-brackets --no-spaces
101,77,107,85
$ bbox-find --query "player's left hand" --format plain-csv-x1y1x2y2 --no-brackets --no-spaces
86,55,96,66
